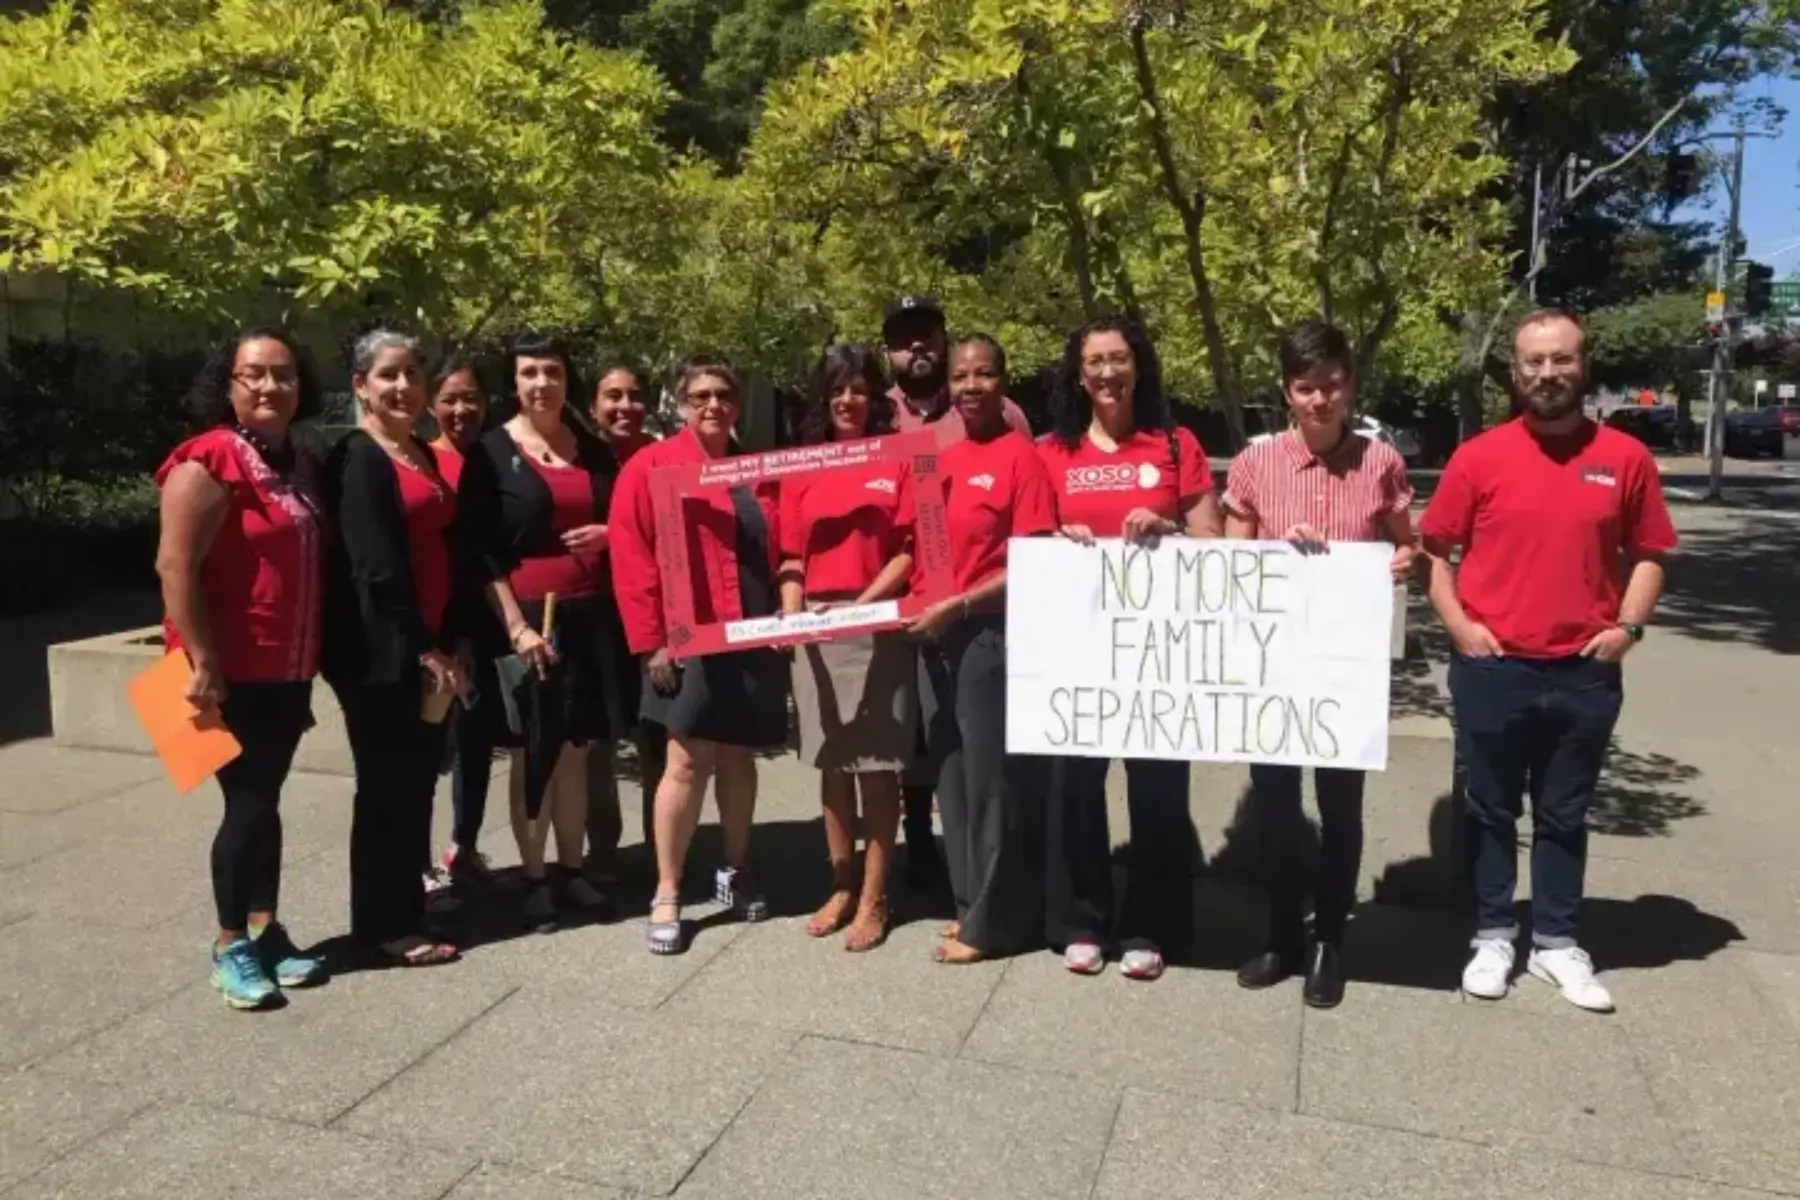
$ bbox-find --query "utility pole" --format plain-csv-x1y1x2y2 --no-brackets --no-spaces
1706,120,1746,502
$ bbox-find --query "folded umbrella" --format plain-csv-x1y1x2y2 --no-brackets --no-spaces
494,593,565,819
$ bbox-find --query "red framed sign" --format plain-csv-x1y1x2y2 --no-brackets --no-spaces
649,429,954,660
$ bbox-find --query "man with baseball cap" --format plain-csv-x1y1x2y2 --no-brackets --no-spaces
882,294,1031,438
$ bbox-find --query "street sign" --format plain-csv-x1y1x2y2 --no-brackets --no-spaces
1706,290,1726,322
1772,280,1800,318
1780,383,1797,401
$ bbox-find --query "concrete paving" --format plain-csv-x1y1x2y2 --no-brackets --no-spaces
2,494,1798,1198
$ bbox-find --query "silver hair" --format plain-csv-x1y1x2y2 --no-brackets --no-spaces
350,328,422,377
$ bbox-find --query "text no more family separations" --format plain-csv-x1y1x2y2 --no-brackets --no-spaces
1006,539,1394,770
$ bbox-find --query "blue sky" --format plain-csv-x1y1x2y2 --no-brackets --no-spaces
1723,74,1800,275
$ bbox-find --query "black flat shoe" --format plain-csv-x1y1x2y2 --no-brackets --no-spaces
1303,942,1345,1009
1236,950,1300,990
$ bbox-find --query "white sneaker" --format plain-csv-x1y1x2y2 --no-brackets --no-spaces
1527,946,1614,1012
1462,938,1516,1000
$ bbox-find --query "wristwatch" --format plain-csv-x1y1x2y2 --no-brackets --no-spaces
1620,622,1645,643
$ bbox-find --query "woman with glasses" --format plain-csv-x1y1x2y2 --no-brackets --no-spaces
155,328,330,1009
610,356,788,955
1036,318,1221,982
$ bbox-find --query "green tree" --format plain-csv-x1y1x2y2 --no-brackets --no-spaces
0,0,672,338
750,0,1569,439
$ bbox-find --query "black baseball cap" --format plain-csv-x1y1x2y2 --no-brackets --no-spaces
882,294,946,336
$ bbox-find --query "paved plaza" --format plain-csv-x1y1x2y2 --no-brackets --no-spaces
2,475,1799,1199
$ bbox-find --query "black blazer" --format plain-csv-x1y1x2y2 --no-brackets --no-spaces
457,421,621,588
322,429,455,689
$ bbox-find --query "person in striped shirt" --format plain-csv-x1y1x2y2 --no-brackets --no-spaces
1222,318,1417,1009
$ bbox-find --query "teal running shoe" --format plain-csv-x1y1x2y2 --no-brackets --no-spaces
211,938,279,1010
253,921,328,988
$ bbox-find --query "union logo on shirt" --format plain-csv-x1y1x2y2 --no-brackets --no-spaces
1581,466,1618,488
967,473,997,491
864,477,898,494
1064,462,1163,493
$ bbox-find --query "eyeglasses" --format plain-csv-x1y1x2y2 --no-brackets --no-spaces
232,366,299,390
687,389,736,407
1081,352,1133,374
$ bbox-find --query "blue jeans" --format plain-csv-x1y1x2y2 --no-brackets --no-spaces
1449,653,1622,948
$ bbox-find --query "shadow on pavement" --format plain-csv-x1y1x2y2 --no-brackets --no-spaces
1655,511,1800,654
0,587,159,747
1591,744,1707,836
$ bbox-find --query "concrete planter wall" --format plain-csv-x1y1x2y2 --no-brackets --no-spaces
49,626,353,776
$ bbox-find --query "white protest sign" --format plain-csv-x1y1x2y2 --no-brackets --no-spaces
1005,538,1393,770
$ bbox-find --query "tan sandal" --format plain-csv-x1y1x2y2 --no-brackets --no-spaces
933,938,984,965
844,903,889,953
804,890,857,938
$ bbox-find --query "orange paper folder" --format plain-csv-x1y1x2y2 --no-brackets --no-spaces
126,653,243,793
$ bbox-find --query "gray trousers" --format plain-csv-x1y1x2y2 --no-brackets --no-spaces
919,617,1045,955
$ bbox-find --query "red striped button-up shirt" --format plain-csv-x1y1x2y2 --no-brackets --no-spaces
1222,429,1411,542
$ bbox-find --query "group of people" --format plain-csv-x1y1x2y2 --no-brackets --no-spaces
156,294,1672,1016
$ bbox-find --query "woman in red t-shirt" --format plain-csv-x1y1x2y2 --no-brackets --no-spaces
155,328,329,1009
425,357,501,891
908,334,1059,965
610,357,788,956
778,343,917,952
1036,318,1221,983
457,336,629,931
322,329,462,968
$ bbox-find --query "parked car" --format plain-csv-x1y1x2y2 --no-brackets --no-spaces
1771,404,1800,436
1724,408,1785,459
1244,409,1421,463
1604,404,1694,454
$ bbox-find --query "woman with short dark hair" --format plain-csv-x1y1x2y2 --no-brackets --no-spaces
610,355,788,955
1037,317,1220,982
456,334,628,931
155,328,329,1009
322,328,462,968
779,343,915,951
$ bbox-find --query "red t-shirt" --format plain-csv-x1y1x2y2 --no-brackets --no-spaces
1036,427,1210,534
509,456,602,603
929,431,1059,593
432,442,466,492
395,463,455,634
155,427,325,682
1419,418,1678,658
779,459,914,599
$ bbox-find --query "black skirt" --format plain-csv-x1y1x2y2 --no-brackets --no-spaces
637,648,789,749
499,594,633,747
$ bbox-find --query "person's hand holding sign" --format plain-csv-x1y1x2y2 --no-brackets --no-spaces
1283,523,1329,554
1389,540,1417,583
561,523,607,554
906,597,960,642
1121,507,1178,546
1059,523,1097,546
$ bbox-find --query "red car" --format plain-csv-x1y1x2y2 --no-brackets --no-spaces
1775,405,1800,435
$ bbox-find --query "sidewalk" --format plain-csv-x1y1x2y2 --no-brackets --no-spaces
1,500,1797,1199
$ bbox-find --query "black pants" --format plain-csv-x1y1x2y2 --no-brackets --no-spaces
1248,764,1367,956
449,701,492,853
919,618,1045,955
1045,757,1197,953
339,681,448,946
1450,653,1621,947
587,720,667,864
211,681,313,931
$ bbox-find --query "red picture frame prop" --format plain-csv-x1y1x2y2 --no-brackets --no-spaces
648,429,953,660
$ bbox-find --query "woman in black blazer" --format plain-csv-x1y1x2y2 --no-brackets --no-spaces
455,334,633,930
323,329,462,967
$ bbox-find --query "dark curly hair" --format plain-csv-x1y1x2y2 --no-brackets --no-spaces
184,327,323,429
430,349,483,398
800,343,894,444
1050,317,1170,449
952,332,1009,380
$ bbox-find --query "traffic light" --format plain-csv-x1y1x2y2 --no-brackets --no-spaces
1745,261,1775,317
1664,152,1701,203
